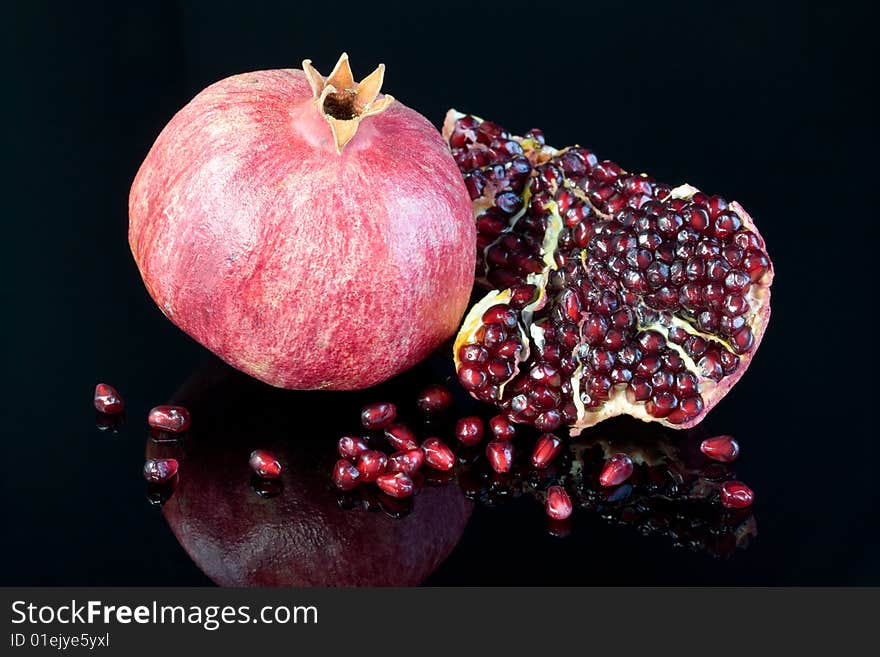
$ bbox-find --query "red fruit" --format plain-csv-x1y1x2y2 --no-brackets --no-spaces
143,458,179,484
355,450,387,483
249,450,282,479
486,440,514,473
94,383,124,414
421,437,455,471
545,485,573,520
416,384,452,414
447,111,773,432
454,416,484,446
384,423,418,451
387,449,424,475
376,472,414,498
337,436,370,461
599,453,634,487
489,415,516,441
333,459,361,491
700,435,741,462
148,405,191,433
361,402,396,430
531,433,563,469
720,481,754,508
129,54,475,391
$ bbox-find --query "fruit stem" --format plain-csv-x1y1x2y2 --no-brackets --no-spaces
302,53,395,154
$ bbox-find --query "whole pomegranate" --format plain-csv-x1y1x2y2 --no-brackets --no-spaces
129,54,475,390
445,111,773,432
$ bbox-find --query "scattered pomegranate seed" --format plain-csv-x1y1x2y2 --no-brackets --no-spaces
376,472,414,498
416,384,452,413
720,480,754,509
337,435,370,461
143,458,178,484
355,450,388,483
94,383,124,414
486,440,514,473
360,402,396,430
489,415,516,440
546,485,573,520
700,435,741,462
333,459,361,490
599,453,634,487
421,437,455,471
531,433,563,468
148,405,191,433
248,449,282,479
384,423,418,451
455,416,484,446
387,449,424,475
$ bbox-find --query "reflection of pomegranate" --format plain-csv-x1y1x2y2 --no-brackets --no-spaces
445,112,773,432
129,54,474,391
148,358,471,586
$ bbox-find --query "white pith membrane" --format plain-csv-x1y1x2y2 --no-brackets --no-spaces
446,110,774,433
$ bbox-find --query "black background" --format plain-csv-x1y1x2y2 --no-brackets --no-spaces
3,0,875,585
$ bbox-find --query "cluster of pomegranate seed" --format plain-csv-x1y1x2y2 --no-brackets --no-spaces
446,111,773,433
332,386,460,499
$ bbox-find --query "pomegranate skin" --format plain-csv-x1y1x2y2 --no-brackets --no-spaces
129,64,475,390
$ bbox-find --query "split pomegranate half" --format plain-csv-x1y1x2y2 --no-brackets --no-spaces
445,111,773,432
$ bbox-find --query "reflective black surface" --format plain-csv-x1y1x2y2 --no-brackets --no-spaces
4,1,873,585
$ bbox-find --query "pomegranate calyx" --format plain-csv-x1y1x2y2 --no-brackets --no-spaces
302,52,395,153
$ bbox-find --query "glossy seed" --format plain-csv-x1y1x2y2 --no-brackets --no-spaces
248,449,282,479
148,405,191,433
720,480,754,508
599,453,634,487
546,485,573,520
143,458,178,484
94,383,124,414
700,435,741,462
360,402,397,430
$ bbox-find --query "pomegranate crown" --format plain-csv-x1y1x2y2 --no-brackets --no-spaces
302,53,395,153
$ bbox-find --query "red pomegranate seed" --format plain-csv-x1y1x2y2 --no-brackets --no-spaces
720,480,754,508
248,449,282,479
376,472,414,498
599,453,634,487
384,423,418,451
700,435,741,462
387,449,424,475
545,485,573,520
360,402,396,430
94,383,124,414
337,435,370,461
333,459,361,491
486,440,514,473
356,450,388,482
489,415,516,440
531,433,563,468
143,458,178,484
421,437,455,471
148,405,191,433
416,384,452,413
455,416,484,446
